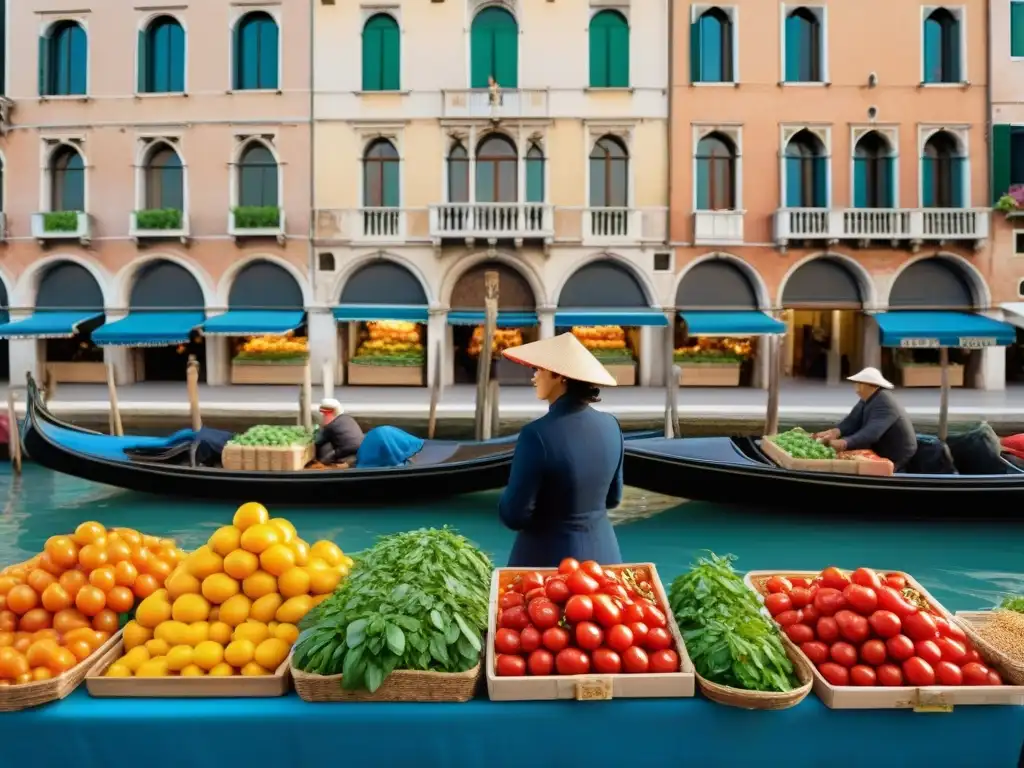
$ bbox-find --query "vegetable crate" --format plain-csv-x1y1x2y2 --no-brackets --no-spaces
222,443,314,472
761,438,856,475
953,611,1024,686
486,563,695,701
745,570,1024,709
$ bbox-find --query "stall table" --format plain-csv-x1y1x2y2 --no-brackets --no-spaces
3,689,1021,768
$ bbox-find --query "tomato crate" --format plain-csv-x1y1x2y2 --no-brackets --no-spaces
745,570,1024,710
486,563,695,701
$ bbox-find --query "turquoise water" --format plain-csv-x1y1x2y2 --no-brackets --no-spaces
1,464,1023,612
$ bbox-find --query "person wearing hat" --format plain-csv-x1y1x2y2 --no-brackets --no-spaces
314,398,365,467
497,332,625,567
813,367,918,471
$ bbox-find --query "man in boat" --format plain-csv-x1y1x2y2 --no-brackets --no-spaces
314,398,364,467
814,367,918,472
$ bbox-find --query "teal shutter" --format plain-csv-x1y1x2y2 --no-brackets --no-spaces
924,20,940,82
138,29,148,92
696,158,710,209
993,124,1011,202
168,22,185,92
232,22,242,89
922,157,935,207
607,14,629,87
784,15,801,82
471,8,517,88
812,156,827,207
785,157,802,206
258,18,278,89
363,14,399,91
950,157,964,207
881,157,894,207
362,23,382,90
38,35,49,95
382,161,399,207
589,16,608,87
949,22,961,81
476,162,494,203
1013,3,1024,57
690,20,701,83
380,19,400,90
69,25,86,95
493,23,518,87
526,158,544,202
853,157,867,208
470,20,491,87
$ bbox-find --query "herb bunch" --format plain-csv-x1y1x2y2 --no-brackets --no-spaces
293,527,493,692
668,552,798,693
999,595,1024,614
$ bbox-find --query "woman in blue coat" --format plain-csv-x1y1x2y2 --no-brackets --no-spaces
498,332,624,567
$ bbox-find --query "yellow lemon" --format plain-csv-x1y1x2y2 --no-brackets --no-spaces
233,621,270,645
267,621,279,632
208,662,235,677
311,594,330,607
275,595,314,625
232,502,270,532
239,524,281,555
341,555,354,569
274,623,300,645
308,566,341,596
209,607,220,622
165,566,202,600
172,594,211,623
186,621,211,646
155,620,191,646
202,574,240,605
310,540,344,567
208,621,233,645
250,593,283,624
165,645,194,672
105,663,132,678
240,661,270,676
278,567,311,598
254,637,290,671
267,518,296,543
208,525,242,557
288,539,310,566
179,663,205,677
193,640,225,671
185,546,224,580
145,638,170,657
242,571,278,600
136,593,173,629
135,658,170,678
123,620,153,650
223,549,260,580
218,594,252,627
224,639,256,668
259,544,296,577
120,646,151,673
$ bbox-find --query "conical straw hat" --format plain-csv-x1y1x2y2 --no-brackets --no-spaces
502,332,617,387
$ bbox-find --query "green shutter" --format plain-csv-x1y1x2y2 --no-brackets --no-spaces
607,14,629,87
853,157,867,208
231,22,241,89
923,20,940,83
1013,3,1024,57
470,23,490,87
38,35,49,95
948,21,961,82
784,15,801,82
362,25,382,90
138,29,148,93
493,25,518,87
993,124,1012,203
696,158,709,209
258,19,278,89
471,8,517,88
951,157,964,208
168,22,185,92
784,157,801,206
921,157,934,207
812,156,827,207
381,19,400,90
382,161,399,207
690,20,701,83
526,158,544,202
881,157,895,207
589,20,608,87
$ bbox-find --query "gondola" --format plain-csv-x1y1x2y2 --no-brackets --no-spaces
623,435,1024,509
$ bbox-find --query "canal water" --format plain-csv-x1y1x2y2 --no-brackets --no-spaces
1,464,1022,612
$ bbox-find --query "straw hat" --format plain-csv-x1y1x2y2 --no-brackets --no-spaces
502,332,618,387
319,398,343,414
847,367,893,390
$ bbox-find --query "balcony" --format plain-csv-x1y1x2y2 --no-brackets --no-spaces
772,208,990,252
228,207,285,245
130,211,190,245
441,89,549,120
693,211,744,246
313,208,413,244
429,203,553,248
31,212,92,246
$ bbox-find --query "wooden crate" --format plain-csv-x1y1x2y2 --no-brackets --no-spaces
485,563,695,701
898,364,964,388
678,363,741,387
760,436,859,475
45,361,106,384
222,443,242,470
604,363,636,386
85,639,291,698
266,443,314,471
347,362,424,386
231,361,307,385
745,570,1024,709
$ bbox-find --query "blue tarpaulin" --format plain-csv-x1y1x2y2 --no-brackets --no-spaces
202,310,305,336
0,311,103,339
680,310,785,336
92,311,205,347
447,311,538,327
874,311,1016,348
333,305,429,323
554,308,669,327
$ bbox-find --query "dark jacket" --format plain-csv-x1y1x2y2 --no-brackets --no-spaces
315,415,364,464
838,389,918,471
499,394,624,567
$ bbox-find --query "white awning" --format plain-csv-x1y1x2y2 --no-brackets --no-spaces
1000,303,1024,329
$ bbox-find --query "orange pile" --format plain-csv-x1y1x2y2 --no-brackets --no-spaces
0,522,185,687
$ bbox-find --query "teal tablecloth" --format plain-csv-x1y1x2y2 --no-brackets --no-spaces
3,689,1022,768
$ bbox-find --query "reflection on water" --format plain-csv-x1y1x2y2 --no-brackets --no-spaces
1,464,1022,613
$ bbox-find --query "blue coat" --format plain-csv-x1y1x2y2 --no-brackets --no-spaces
499,394,624,567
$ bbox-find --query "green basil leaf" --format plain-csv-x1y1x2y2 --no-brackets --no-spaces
346,618,368,648
385,623,406,656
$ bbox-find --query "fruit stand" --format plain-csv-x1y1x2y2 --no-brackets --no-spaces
468,327,534,384
230,334,309,385
571,327,636,386
347,321,425,386
674,338,750,386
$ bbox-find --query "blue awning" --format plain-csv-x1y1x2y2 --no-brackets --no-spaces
92,311,206,347
554,308,669,327
680,310,785,336
333,305,429,323
874,311,1016,348
202,310,305,336
0,311,103,340
447,311,538,327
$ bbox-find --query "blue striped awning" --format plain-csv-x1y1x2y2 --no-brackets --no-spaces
92,311,206,347
202,310,305,336
554,308,669,327
680,310,786,336
447,311,538,327
333,305,429,323
874,311,1016,348
0,311,103,339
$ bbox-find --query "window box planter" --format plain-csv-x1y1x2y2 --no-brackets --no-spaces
897,363,964,388
31,211,92,245
130,209,190,245
228,206,285,244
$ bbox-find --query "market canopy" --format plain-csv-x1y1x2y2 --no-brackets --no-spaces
554,308,668,327
0,261,108,339
0,311,104,340
201,310,305,336
873,311,1015,348
333,305,429,323
1000,302,1024,329
555,261,666,326
92,311,206,347
679,310,785,336
447,310,538,327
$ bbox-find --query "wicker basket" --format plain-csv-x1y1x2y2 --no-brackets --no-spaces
953,611,1024,686
290,658,482,703
695,639,814,710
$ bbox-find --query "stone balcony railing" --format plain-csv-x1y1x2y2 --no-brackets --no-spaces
693,210,744,245
440,88,550,119
773,207,990,251
428,203,553,245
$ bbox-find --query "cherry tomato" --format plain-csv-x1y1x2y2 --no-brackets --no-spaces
801,604,820,624
800,641,829,665
788,587,812,609
934,637,967,665
934,660,963,686
784,624,814,644
622,603,645,624
520,626,542,654
527,649,554,676
876,586,915,618
818,662,849,686
816,616,840,643
602,569,620,583
829,642,858,668
499,592,525,610
575,621,604,651
528,599,561,631
988,670,1003,685
566,570,599,596
789,577,811,589
644,627,673,651
602,583,629,602
914,639,942,667
885,635,915,662
494,628,521,655
564,595,594,623
876,663,903,686
850,567,883,591
542,627,569,653
859,639,887,666
591,648,622,674
501,606,530,631
606,624,634,653
649,649,680,673
842,585,878,615
901,611,939,642
884,573,907,590
868,610,902,639
622,646,649,674
496,654,527,677
902,657,935,686
519,572,545,593
935,617,967,643
558,558,580,575
850,665,877,686
642,604,668,629
964,648,981,664
766,576,793,594
813,588,846,617
774,610,803,628
834,610,870,644
555,648,590,675
525,588,546,603
960,662,991,686
579,561,604,581
544,579,571,604
592,594,623,628
628,622,649,646
764,593,792,617
819,567,851,591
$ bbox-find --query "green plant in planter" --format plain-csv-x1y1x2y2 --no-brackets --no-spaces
233,206,281,229
135,208,183,230
43,211,79,232
674,349,744,364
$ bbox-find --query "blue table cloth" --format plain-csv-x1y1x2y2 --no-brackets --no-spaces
3,689,1022,768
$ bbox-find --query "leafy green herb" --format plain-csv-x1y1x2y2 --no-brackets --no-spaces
135,208,183,230
999,595,1024,614
668,552,798,693
233,205,281,229
770,427,836,460
228,424,314,447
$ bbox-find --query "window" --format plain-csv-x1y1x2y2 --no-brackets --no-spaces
589,10,629,88
362,13,400,92
921,131,963,207
144,144,183,210
139,16,185,94
1013,1,1024,57
990,125,1024,201
784,7,822,83
475,134,517,203
447,143,469,203
695,133,736,210
237,142,278,207
470,7,518,88
1014,232,1024,256
50,145,85,212
784,130,827,207
363,139,399,207
525,143,545,203
923,9,960,84
853,131,894,208
589,135,629,207
691,8,733,83
233,12,279,90
39,21,87,96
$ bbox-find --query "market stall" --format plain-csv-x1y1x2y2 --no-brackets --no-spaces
676,310,784,387
451,312,537,385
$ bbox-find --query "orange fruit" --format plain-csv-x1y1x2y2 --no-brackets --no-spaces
185,547,224,580
37,552,65,576
52,608,91,635
30,628,58,643
259,544,296,577
45,536,80,569
287,539,310,566
0,611,16,632
201,574,239,605
26,569,56,594
65,639,93,663
240,524,281,555
59,570,88,598
12,634,31,653
62,627,99,648
78,544,108,571
74,521,108,546
0,647,30,679
105,539,133,564
88,566,116,593
0,576,19,596
18,609,51,633
267,519,296,543
105,586,134,613
93,630,111,646
0,631,13,647
209,526,242,557
241,571,277,600
46,647,77,675
113,528,142,547
40,583,72,613
92,609,119,633
146,558,172,581
75,586,106,617
6,585,38,615
232,502,270,532
308,566,340,596
277,567,311,598
114,561,138,587
131,547,153,572
223,550,259,580
133,573,159,599
32,667,53,681
310,541,344,567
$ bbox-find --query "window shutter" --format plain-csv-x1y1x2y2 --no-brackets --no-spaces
231,21,242,89
169,22,185,93
381,19,400,90
923,21,940,83
882,156,895,208
526,157,544,202
38,35,49,95
921,157,935,207
589,21,607,87
950,157,964,208
853,157,867,208
689,21,701,83
362,26,382,90
607,16,629,87
69,25,87,95
784,16,801,82
258,19,279,89
812,156,827,207
696,157,710,210
138,29,149,93
992,124,1011,203
493,22,518,88
470,21,491,88
784,157,801,207
382,161,400,207
948,20,962,82
1013,3,1024,56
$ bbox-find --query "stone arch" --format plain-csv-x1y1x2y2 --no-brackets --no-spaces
13,254,113,309
112,253,212,309
448,261,537,310
674,252,771,310
554,255,654,307
332,251,433,306
216,254,312,308
778,252,877,308
440,251,544,308
339,260,429,307
886,252,990,309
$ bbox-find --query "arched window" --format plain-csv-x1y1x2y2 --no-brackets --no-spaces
470,7,518,89
691,8,733,83
40,21,87,96
695,133,736,211
51,146,85,212
924,9,960,84
233,12,279,90
922,131,963,208
853,132,894,209
784,8,821,83
784,130,827,208
475,134,517,203
237,143,278,208
589,135,628,207
144,144,184,210
363,139,399,207
589,10,629,88
447,143,469,203
362,13,400,92
139,16,185,93
525,143,545,203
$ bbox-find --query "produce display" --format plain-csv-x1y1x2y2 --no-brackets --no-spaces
293,528,491,692
228,425,313,448
492,559,681,677
234,334,309,363
571,326,634,364
0,523,185,686
768,428,837,460
106,503,351,679
759,567,1005,687
352,321,425,367
674,338,750,364
668,553,798,692
975,610,1024,665
468,328,522,359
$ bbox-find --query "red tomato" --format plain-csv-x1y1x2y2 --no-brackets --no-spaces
842,585,878,615
579,561,604,581
801,604,820,624
818,662,850,686
934,660,963,686
816,616,840,643
789,577,811,589
829,642,858,668
902,657,935,686
494,628,522,655
628,622,650,646
775,610,803,627
606,624,634,653
575,621,604,651
961,662,991,686
527,649,554,676
558,558,580,575
542,627,570,653
819,567,851,591
859,639,888,666
496,654,527,676
622,646,649,673
902,611,939,642
555,648,590,675
934,637,967,665
886,635,915,662
501,606,531,631
566,570,599,596
784,624,815,644
602,583,629,602
964,648,981,664
766,576,793,594
525,588,547,603
591,648,622,674
876,663,903,687
868,610,902,639
788,587,812,609
988,670,1003,686
645,627,673,651
564,595,594,623
519,626,542,654
764,593,793,617
622,603,645,623
642,604,668,629
544,579,571,604
602,568,620,583
850,567,883,591
914,640,942,667
850,665,877,686
649,649,680,673
834,610,870,644
528,599,561,631
519,572,545,593
592,594,623,628
500,592,525,610
884,573,907,590
813,588,846,617
800,641,830,665
936,617,967,643
876,586,915,618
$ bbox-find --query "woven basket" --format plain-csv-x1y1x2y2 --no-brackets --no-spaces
291,657,482,703
695,642,814,710
952,611,1024,686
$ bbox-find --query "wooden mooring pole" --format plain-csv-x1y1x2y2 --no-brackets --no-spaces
7,389,21,474
427,341,442,440
475,271,499,441
106,362,124,437
186,355,202,432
